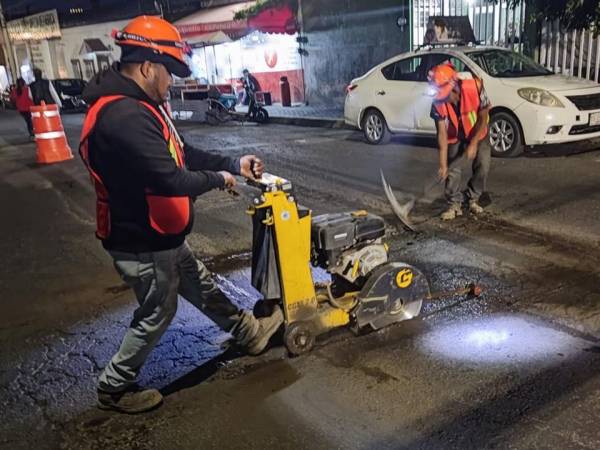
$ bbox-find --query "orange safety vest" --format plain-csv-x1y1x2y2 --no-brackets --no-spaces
434,78,488,144
79,95,190,240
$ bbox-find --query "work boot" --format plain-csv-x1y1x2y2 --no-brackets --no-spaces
244,305,284,356
440,203,463,221
97,385,163,414
469,200,484,215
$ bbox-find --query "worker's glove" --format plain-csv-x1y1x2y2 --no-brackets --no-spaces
219,171,237,189
240,155,264,180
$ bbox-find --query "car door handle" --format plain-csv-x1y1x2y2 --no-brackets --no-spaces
376,90,386,96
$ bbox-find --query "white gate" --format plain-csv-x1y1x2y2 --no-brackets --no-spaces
538,20,600,82
412,0,527,51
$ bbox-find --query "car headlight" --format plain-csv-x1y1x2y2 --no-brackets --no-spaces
517,88,564,107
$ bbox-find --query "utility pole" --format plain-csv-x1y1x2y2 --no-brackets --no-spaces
0,0,18,83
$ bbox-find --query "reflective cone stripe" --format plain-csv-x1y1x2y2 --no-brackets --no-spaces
30,101,73,164
35,131,67,140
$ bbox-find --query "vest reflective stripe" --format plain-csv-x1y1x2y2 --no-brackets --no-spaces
434,78,488,144
79,95,190,239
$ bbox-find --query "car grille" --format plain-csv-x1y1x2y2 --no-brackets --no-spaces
566,93,600,110
569,124,600,135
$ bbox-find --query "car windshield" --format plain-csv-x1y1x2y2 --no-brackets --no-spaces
468,49,553,78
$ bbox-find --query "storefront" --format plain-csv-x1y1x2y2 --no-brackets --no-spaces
175,1,304,104
6,9,126,83
58,20,128,81
6,9,62,83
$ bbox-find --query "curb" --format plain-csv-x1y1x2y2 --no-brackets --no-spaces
174,116,351,130
267,116,351,129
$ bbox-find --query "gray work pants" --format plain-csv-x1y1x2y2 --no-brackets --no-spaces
445,139,491,205
98,241,258,393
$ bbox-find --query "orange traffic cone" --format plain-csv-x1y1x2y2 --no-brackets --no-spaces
30,102,73,164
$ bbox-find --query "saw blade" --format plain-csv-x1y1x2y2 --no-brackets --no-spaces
354,262,430,331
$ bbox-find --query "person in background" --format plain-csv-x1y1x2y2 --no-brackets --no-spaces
428,62,492,221
9,78,34,138
29,68,62,108
240,68,260,106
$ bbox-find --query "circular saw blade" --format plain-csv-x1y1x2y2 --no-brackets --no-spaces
354,262,430,331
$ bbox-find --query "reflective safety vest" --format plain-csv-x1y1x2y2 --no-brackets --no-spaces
79,95,190,240
433,78,488,144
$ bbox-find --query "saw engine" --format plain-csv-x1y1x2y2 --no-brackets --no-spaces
310,211,428,332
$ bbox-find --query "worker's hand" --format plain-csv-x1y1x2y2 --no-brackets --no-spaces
219,171,237,189
240,155,264,180
438,163,448,181
466,142,478,160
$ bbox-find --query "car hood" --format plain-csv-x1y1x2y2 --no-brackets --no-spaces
499,74,600,92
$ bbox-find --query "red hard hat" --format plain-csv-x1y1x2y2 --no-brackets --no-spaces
428,62,457,101
113,16,191,77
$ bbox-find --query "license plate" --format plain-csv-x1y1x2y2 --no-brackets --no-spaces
590,112,600,126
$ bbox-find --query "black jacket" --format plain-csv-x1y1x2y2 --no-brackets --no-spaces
82,63,239,253
30,79,55,105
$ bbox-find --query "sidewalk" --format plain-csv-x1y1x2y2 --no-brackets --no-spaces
237,102,346,128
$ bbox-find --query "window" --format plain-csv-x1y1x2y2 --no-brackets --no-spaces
468,50,552,77
426,53,472,74
381,56,426,82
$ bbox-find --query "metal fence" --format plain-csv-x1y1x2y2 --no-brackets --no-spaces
412,0,526,51
538,20,600,82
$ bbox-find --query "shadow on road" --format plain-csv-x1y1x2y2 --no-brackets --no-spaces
525,140,600,158
370,347,600,449
159,348,240,396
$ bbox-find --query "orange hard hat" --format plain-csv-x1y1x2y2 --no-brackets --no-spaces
428,62,457,101
113,16,191,77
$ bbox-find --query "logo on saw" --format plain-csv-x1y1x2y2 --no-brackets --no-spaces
396,269,413,288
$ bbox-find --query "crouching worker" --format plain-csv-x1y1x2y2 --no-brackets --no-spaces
79,16,283,414
428,62,491,220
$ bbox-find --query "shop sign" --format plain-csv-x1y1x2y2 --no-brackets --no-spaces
7,10,61,42
178,20,248,38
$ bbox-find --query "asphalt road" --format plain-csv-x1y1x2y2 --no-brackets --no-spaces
0,110,599,450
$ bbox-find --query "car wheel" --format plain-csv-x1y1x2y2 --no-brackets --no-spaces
488,112,523,158
362,109,391,145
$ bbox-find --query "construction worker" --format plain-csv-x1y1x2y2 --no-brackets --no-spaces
79,16,283,414
428,62,491,220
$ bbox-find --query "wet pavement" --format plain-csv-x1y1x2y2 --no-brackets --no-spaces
0,109,599,449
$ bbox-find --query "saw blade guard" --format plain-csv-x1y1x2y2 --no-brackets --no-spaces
354,262,430,331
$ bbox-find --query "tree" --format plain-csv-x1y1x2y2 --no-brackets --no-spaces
503,0,600,33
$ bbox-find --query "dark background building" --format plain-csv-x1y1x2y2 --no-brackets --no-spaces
2,0,240,27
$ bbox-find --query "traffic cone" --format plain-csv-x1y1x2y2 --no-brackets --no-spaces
30,102,73,164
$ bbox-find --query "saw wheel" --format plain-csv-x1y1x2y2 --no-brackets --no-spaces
352,262,430,332
284,321,316,356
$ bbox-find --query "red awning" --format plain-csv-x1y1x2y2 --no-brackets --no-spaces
177,20,249,40
176,3,297,40
248,6,297,35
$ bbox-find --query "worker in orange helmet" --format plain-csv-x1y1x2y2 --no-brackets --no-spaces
428,61,492,221
79,16,283,414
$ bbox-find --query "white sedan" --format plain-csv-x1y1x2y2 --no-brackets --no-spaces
344,46,600,157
